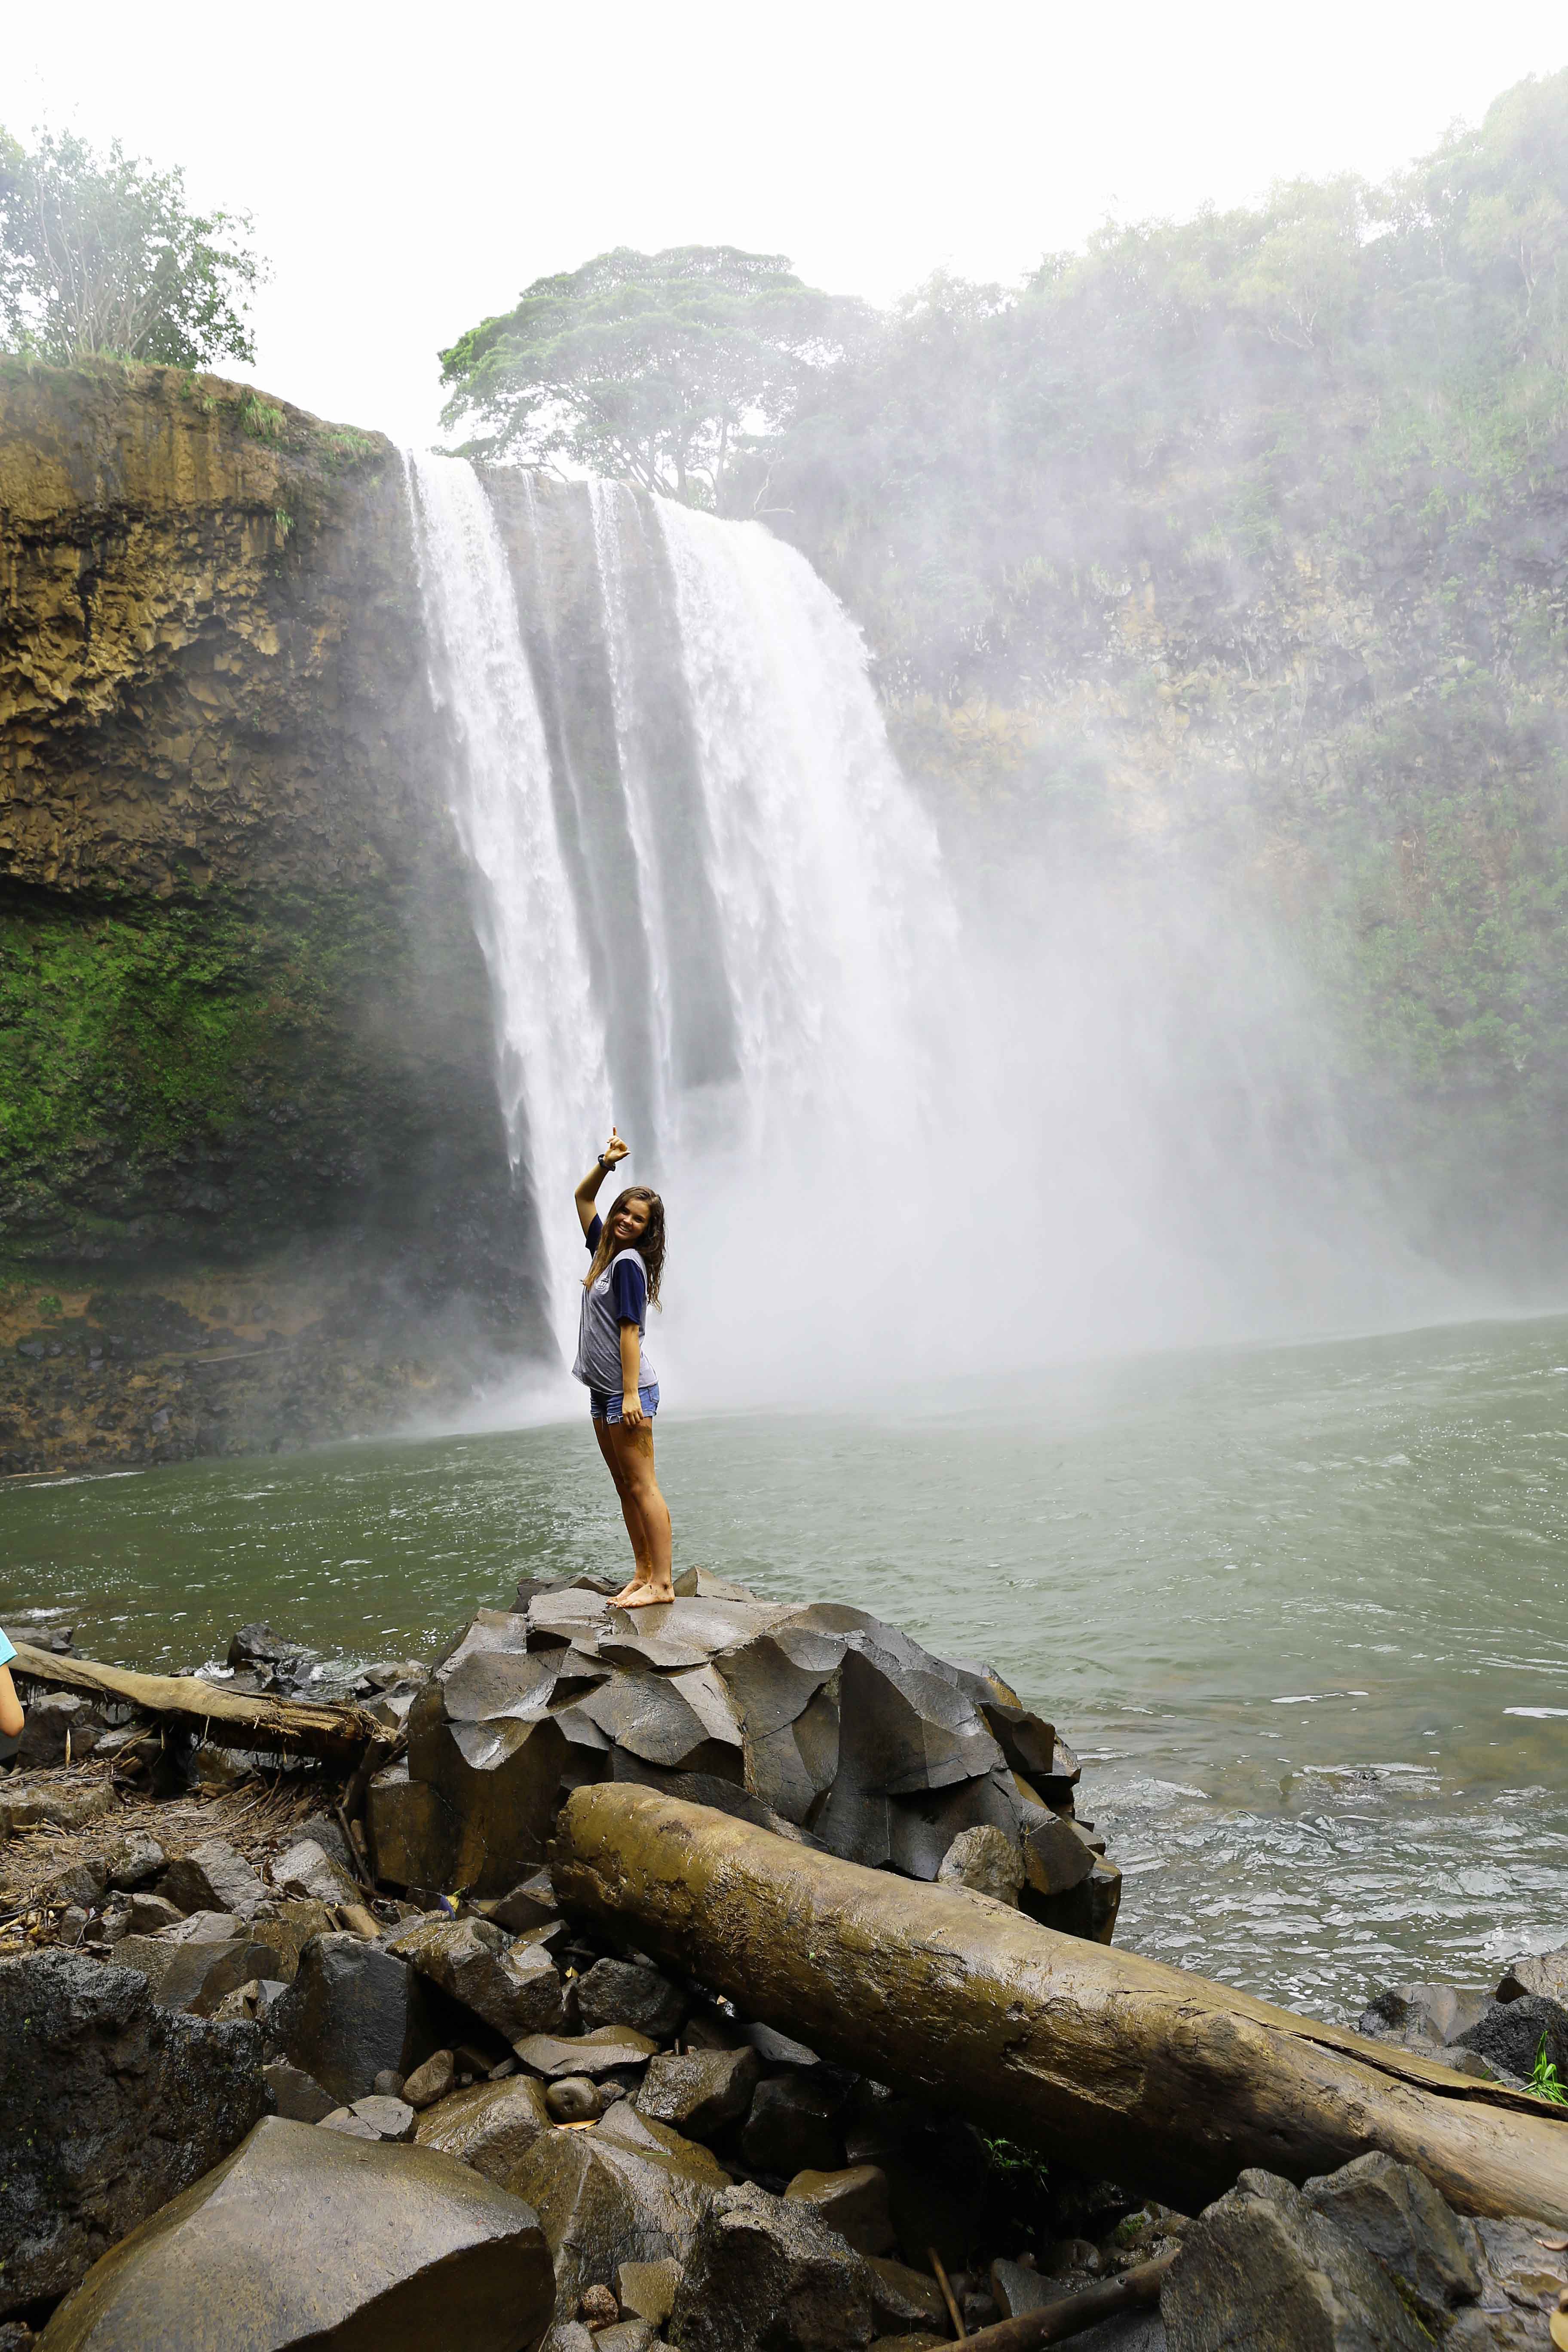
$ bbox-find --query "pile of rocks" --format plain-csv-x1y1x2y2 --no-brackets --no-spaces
3,1582,1566,2352
7,1873,1567,2351
370,1574,1121,1943
1358,1954,1568,2095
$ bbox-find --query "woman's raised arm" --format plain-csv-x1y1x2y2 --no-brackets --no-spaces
575,1127,629,1237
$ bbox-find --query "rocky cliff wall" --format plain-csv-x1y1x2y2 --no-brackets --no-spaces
0,362,541,1472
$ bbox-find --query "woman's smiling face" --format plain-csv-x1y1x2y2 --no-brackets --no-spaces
612,1197,650,1244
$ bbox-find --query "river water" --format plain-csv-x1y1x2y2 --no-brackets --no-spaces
6,1308,1565,2023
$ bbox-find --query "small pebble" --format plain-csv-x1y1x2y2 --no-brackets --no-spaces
547,2076,602,2125
578,2284,619,2329
402,2051,455,2110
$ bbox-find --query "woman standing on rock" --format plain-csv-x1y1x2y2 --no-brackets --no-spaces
573,1131,673,1609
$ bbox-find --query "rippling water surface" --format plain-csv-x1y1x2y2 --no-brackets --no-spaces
6,1312,1567,2021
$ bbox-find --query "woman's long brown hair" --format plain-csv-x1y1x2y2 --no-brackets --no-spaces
584,1187,665,1307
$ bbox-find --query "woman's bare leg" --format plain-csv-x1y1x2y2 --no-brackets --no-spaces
594,1419,652,1595
605,1421,673,1605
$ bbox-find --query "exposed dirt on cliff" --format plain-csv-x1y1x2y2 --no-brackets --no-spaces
0,1251,526,1477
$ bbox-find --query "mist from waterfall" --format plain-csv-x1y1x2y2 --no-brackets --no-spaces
405,455,1460,1410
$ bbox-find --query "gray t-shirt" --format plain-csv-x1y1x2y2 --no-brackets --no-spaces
572,1215,656,1393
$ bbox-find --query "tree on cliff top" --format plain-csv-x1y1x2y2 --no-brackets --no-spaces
0,127,264,368
438,245,876,503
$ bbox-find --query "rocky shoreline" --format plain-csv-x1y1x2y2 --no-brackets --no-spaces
2,1581,1566,2351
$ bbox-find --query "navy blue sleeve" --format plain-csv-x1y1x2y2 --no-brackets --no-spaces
611,1255,646,1326
585,1213,602,1252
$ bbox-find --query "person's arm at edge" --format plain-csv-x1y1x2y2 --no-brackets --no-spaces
575,1127,628,1239
0,1665,22,1740
619,1317,644,1427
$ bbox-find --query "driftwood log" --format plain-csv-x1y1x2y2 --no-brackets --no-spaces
553,1784,1568,2226
9,1642,379,1764
961,2253,1176,2349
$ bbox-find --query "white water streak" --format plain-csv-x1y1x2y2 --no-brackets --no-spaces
653,499,954,1156
404,453,609,1341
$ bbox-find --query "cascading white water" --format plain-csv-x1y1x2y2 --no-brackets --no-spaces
652,499,954,1155
407,456,961,1394
402,453,610,1334
408,455,1455,1403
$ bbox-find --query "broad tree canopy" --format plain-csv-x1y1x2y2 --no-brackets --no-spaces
0,127,263,368
438,245,877,503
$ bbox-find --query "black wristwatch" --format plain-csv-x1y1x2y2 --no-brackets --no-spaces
597,1153,609,1170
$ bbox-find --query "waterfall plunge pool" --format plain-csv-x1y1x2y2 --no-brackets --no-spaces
5,1305,1567,2024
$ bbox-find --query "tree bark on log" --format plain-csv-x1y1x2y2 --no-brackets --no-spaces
553,1784,1568,2226
961,2253,1175,2349
8,1642,379,1763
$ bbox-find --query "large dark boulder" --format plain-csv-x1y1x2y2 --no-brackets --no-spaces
367,1758,461,1890
404,1590,1102,1938
1454,1993,1568,2083
668,2180,876,2352
406,1614,580,1894
414,2077,554,2187
509,2100,727,2321
1302,2151,1481,2320
34,2114,553,2351
270,1932,437,2104
389,1914,566,2040
1496,1943,1568,2005
1161,2169,1435,2351
575,1958,685,2042
0,1949,264,2317
1356,1983,1495,2051
634,2048,760,2141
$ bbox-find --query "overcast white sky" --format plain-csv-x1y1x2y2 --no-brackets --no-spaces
9,0,1568,447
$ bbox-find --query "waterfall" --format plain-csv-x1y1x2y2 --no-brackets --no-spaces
406,456,958,1393
407,452,1452,1399
402,453,609,1334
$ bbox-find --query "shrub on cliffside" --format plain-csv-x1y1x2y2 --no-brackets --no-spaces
0,126,263,367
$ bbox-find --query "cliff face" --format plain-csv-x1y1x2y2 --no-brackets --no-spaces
0,362,541,1472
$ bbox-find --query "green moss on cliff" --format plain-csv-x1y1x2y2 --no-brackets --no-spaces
0,873,516,1276
1,887,377,1168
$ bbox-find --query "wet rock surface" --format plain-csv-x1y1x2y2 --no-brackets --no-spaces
1496,1942,1568,2006
511,2102,725,2321
390,1911,567,2040
6,1600,1564,2352
271,1932,437,2104
32,2114,554,2351
635,2047,761,2141
1163,2168,1433,2352
668,2180,877,2352
414,2075,554,2184
0,1949,264,2317
1454,1992,1568,2084
394,1587,1096,1938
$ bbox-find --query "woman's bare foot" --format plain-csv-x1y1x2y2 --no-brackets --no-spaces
612,1571,650,1605
613,1582,674,1609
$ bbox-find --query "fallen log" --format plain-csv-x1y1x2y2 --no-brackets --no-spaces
962,2252,1176,2350
553,1785,1568,2227
8,1642,379,1764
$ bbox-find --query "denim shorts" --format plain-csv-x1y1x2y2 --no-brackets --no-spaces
590,1382,660,1424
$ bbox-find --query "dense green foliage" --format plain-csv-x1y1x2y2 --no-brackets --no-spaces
439,245,873,501
705,68,1568,1251
0,883,469,1263
749,70,1568,694
0,127,262,366
0,890,367,1176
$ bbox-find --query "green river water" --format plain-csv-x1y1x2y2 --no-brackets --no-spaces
5,1310,1566,2024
